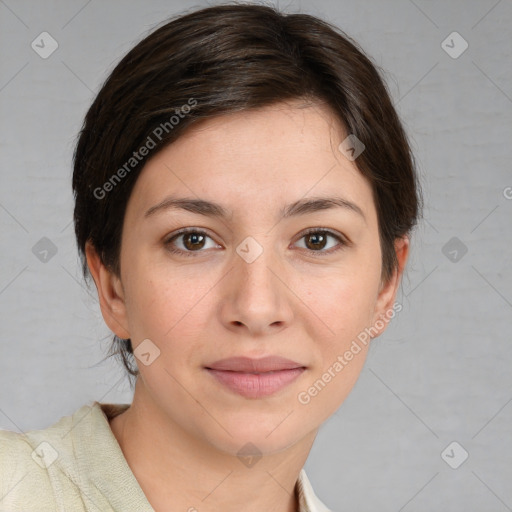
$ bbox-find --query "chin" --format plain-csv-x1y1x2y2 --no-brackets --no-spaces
200,409,311,456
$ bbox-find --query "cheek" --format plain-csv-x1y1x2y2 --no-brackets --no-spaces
122,261,218,350
119,251,171,339
292,265,380,419
302,265,380,347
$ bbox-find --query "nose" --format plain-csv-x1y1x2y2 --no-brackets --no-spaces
219,241,294,336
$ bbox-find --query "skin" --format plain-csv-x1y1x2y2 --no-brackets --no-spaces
86,99,409,512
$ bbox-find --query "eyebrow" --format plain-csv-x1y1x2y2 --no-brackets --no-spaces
144,195,365,221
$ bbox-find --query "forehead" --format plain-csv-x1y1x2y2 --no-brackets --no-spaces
125,101,376,225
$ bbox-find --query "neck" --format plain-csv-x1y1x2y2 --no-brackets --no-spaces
109,379,317,512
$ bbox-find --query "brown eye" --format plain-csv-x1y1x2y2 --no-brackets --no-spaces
304,232,328,250
182,232,206,250
294,229,346,254
165,229,219,257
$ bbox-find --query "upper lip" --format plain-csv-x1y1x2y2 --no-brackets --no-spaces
205,356,305,373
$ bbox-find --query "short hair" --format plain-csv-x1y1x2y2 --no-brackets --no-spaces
72,3,421,381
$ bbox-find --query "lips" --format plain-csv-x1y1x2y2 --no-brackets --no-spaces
205,356,305,373
205,356,306,398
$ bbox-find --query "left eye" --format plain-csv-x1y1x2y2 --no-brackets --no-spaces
294,229,345,253
164,228,345,257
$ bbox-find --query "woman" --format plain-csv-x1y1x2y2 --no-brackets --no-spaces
0,3,420,511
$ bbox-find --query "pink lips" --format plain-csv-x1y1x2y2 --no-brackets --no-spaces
205,356,306,398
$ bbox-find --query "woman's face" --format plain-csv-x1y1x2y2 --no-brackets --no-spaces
95,100,406,456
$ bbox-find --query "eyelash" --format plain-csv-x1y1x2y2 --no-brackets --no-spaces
164,227,348,258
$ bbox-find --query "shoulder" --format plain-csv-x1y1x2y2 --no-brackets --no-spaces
0,426,57,510
0,403,101,511
0,427,36,470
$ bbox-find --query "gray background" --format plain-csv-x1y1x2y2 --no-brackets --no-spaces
1,0,511,510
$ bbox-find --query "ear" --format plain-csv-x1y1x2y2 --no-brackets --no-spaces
85,241,130,339
370,236,409,338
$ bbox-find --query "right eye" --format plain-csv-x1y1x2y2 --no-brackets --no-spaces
164,228,221,257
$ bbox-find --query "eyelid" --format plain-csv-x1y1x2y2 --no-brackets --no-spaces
292,227,350,256
164,227,220,256
295,227,349,244
164,226,349,257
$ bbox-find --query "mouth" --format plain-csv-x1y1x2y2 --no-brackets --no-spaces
205,355,305,373
205,356,306,398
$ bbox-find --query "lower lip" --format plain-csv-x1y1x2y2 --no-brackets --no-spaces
206,368,305,398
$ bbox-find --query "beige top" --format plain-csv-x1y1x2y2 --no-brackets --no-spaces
0,401,333,511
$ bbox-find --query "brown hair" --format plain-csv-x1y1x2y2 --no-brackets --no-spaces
72,3,421,382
